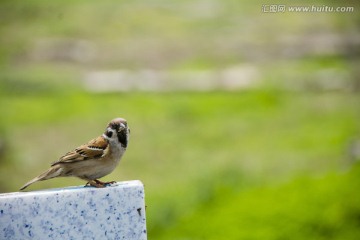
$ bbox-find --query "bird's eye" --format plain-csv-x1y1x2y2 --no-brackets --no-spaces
106,131,113,138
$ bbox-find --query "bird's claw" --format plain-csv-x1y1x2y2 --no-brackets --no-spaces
104,180,117,185
84,180,117,188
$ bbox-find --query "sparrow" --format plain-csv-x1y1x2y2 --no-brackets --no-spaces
20,118,130,190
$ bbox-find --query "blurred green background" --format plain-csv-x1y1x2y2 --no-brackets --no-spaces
1,0,360,239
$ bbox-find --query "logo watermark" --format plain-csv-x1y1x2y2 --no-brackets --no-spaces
262,4,354,13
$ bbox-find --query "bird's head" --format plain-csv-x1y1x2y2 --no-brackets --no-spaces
104,118,130,147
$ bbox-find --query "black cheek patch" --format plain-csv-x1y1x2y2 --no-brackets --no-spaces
106,131,113,138
117,131,128,148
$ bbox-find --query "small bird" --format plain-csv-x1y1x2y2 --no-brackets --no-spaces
20,118,130,190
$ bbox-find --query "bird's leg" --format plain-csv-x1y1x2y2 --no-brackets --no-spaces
94,179,105,185
84,180,105,188
84,179,116,188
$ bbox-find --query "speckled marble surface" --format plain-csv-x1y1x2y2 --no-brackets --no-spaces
0,180,147,240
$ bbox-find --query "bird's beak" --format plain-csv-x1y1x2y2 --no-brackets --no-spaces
119,123,126,131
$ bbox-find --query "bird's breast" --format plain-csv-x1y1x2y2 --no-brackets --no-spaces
107,142,126,162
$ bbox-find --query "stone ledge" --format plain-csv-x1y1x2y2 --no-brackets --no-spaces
0,180,147,240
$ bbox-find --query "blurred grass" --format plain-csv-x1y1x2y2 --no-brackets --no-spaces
157,166,360,240
1,89,359,239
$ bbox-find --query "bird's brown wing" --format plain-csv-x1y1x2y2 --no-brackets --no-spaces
51,135,109,166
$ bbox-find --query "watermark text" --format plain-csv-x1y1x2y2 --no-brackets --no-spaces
262,5,354,13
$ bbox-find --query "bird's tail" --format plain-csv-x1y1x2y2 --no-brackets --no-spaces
20,164,62,191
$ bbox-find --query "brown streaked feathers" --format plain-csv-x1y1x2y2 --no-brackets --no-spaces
52,136,109,165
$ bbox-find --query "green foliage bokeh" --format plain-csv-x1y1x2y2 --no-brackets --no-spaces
1,0,360,239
